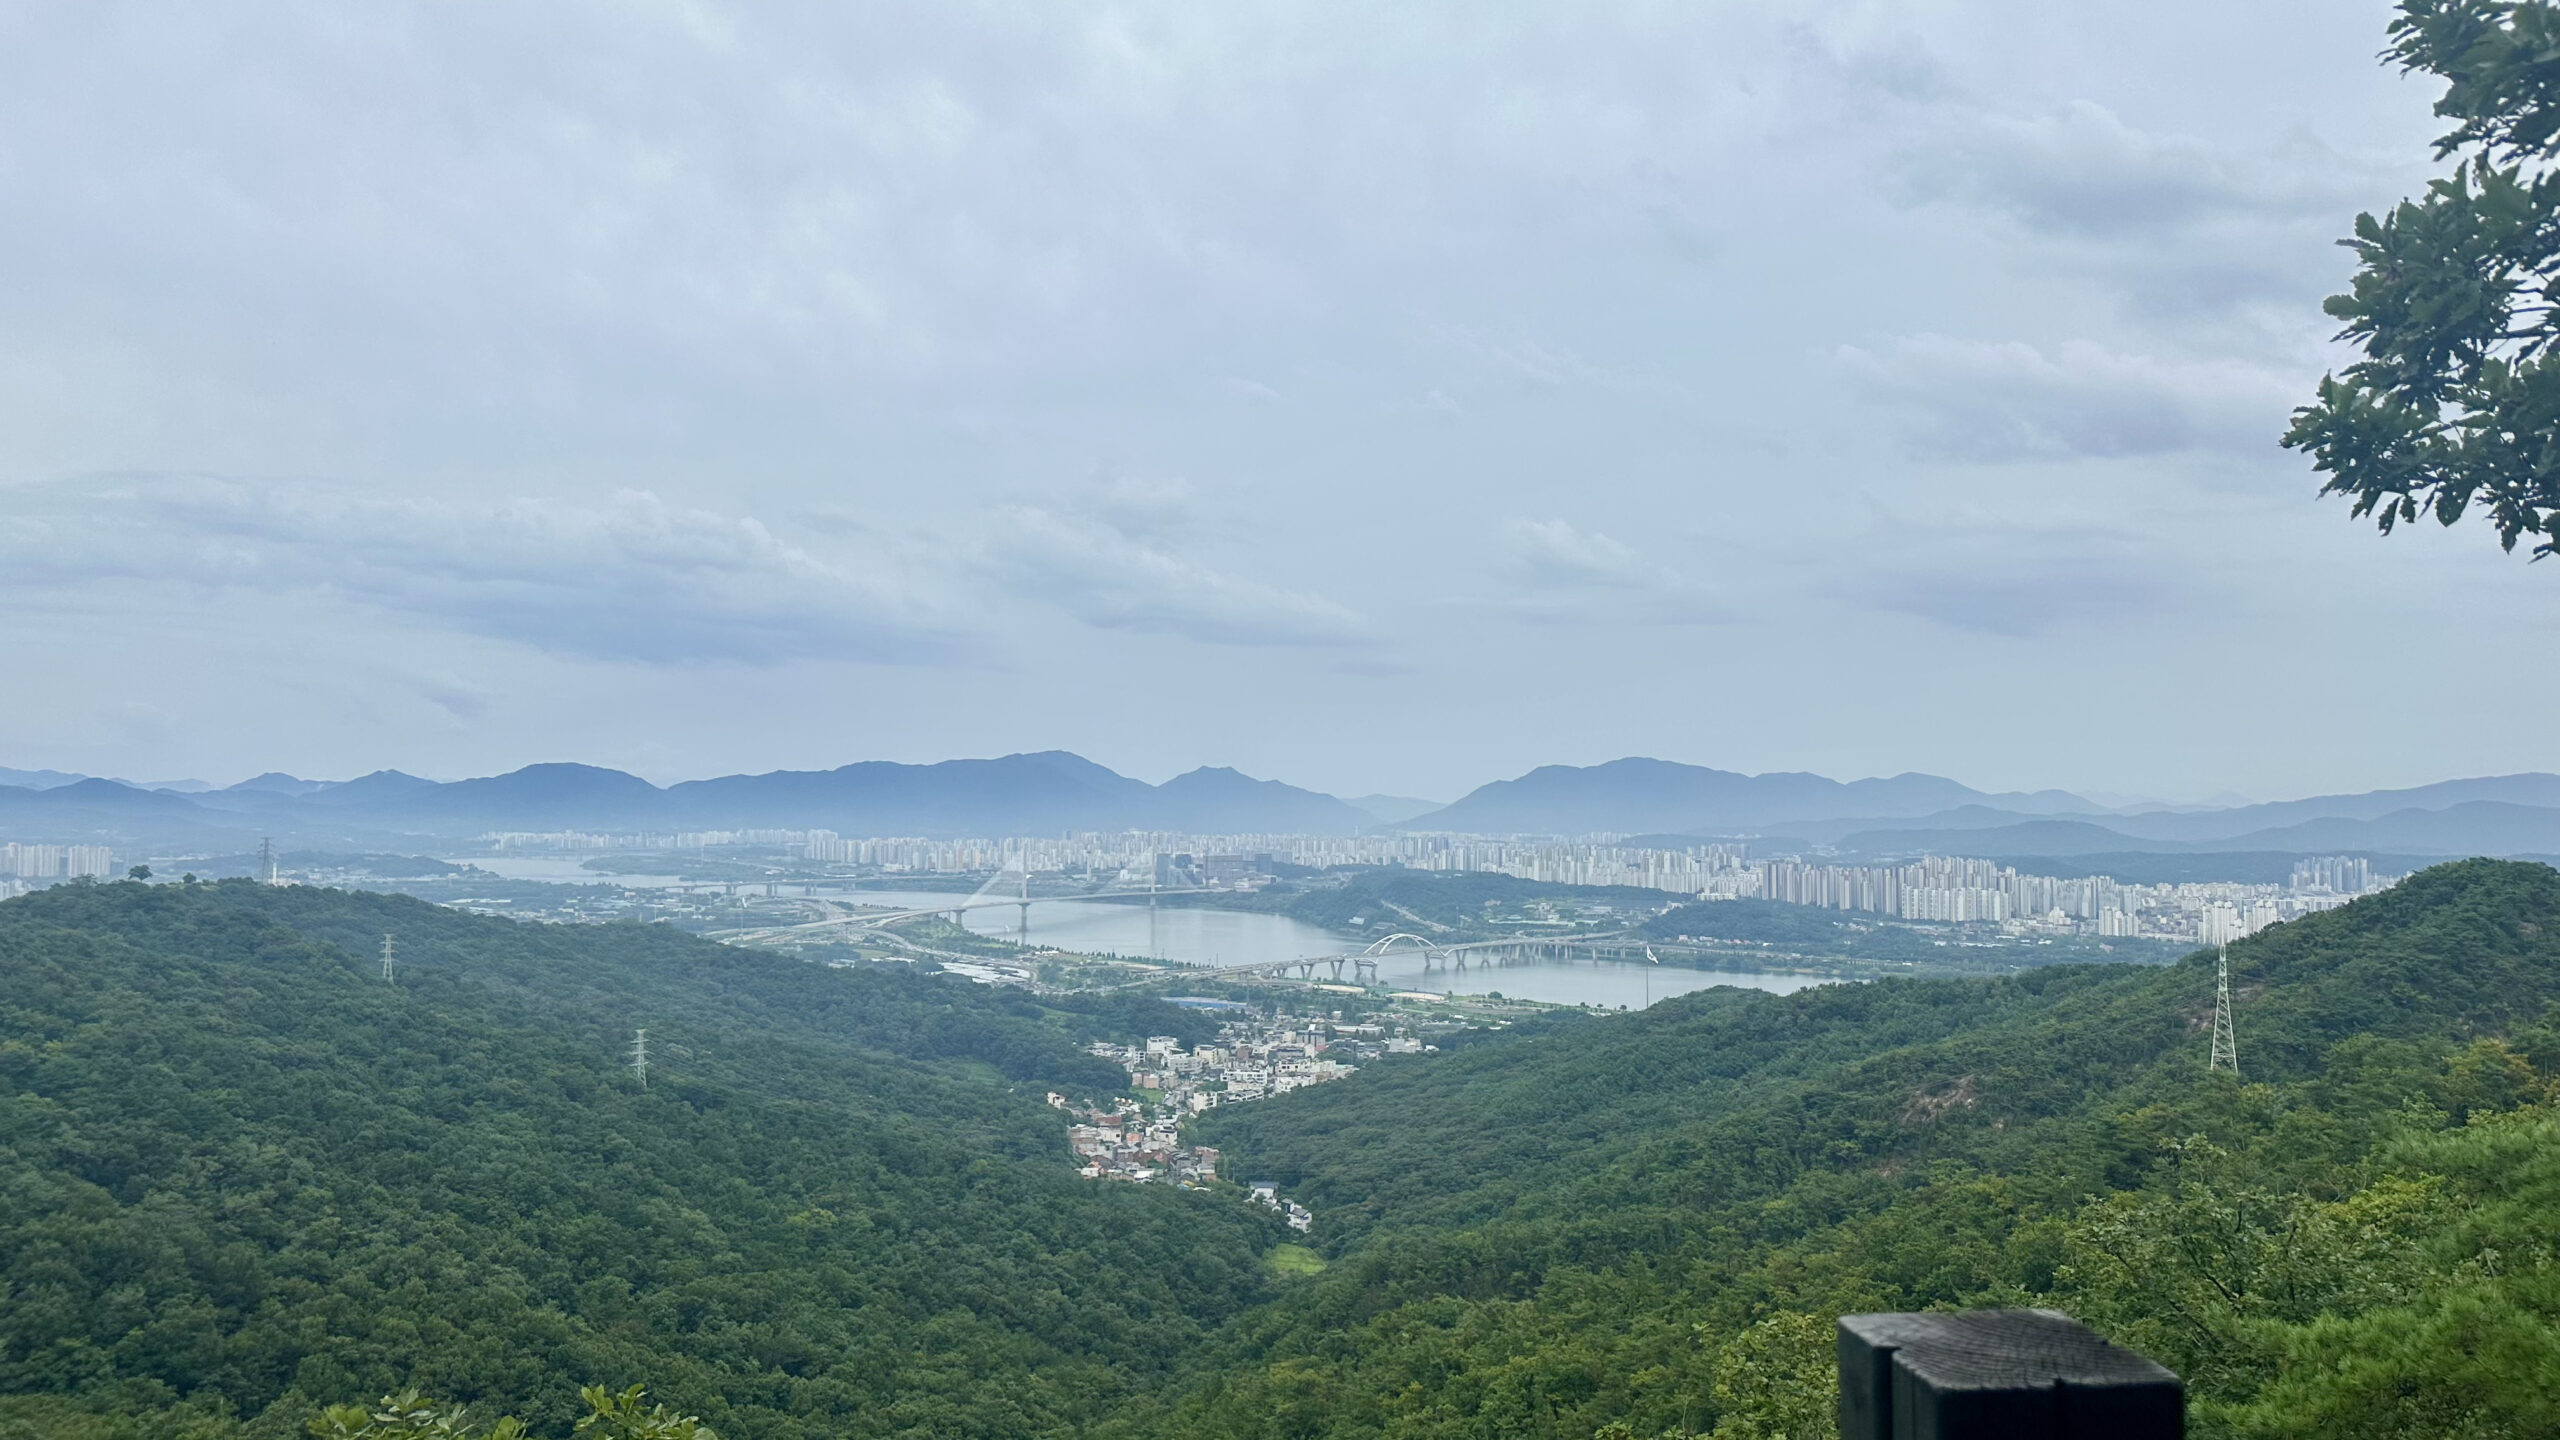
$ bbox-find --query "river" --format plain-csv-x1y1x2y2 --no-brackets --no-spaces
837,889,1833,1008
462,861,1830,1008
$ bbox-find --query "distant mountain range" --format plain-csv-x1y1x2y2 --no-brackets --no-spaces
2,753,2555,862
1397,759,2560,860
1827,800,2560,859
1344,794,1445,825
0,766,210,793
1404,758,2096,835
0,753,1376,845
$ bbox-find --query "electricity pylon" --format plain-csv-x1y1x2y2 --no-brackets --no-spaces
628,1028,650,1088
2208,945,2239,1076
380,933,396,984
259,837,278,885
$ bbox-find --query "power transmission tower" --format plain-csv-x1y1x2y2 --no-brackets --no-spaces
258,837,278,885
2208,945,2239,1076
628,1028,650,1088
380,933,397,984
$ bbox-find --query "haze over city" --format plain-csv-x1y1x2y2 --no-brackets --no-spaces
12,4,2560,1439
2,1,2550,805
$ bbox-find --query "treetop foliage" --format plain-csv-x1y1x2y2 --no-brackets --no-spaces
2286,0,2560,556
307,1385,715,1440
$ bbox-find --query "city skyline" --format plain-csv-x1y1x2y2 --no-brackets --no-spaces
2,823,2373,950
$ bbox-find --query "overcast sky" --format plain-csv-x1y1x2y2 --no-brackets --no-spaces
0,1,2545,804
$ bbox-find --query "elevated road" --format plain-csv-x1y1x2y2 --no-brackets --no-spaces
712,885,1219,946
1093,929,1654,989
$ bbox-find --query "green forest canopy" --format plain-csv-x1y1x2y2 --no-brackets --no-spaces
0,880,1282,1440
1174,859,2560,1439
0,863,2555,1438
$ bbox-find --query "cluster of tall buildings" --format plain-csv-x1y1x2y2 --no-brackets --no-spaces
1757,855,2142,926
2,843,113,880
2198,900,2287,946
1425,839,1751,892
799,832,1048,870
2291,855,2374,893
1739,853,2392,941
487,829,813,852
472,822,2403,946
782,831,1763,893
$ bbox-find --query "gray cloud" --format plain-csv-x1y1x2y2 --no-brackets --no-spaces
0,477,960,665
985,503,1370,647
1494,518,1725,625
1504,518,1660,589
415,673,496,721
1068,475,1209,544
1884,99,2385,321
1837,334,2299,462
1894,100,2352,238
0,4,2537,801
1851,559,2179,639
1833,509,2205,639
1781,23,1959,108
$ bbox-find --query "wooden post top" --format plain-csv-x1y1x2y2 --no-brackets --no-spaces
1837,1309,2182,1440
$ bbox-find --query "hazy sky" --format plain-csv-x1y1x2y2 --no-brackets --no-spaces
0,1,2546,803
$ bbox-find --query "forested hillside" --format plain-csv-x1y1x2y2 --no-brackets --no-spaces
1172,859,2560,1439
3,865,2556,1440
0,880,1282,1440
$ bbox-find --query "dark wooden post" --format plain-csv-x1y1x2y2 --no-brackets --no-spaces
1837,1309,2181,1440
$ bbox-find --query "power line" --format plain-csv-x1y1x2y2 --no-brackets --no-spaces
2208,945,2239,1076
628,1027,649,1088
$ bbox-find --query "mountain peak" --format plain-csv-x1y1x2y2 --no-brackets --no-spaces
228,772,334,796
1415,758,2017,835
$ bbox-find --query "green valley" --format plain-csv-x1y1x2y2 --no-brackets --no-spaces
0,863,2556,1438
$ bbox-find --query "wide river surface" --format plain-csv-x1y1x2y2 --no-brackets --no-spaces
842,886,1828,1009
465,860,1829,1008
